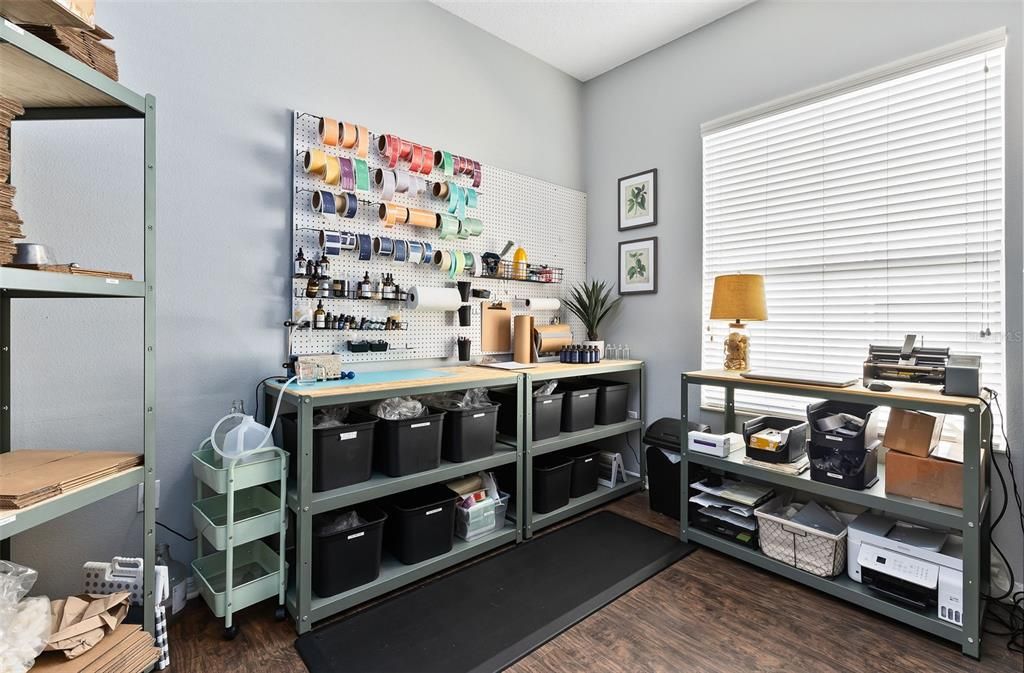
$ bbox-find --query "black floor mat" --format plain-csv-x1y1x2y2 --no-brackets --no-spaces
295,511,695,673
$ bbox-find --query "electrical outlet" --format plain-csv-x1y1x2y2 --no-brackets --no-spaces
137,480,160,513
628,410,639,420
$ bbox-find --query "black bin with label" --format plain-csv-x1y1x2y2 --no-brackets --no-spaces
428,402,499,462
533,454,573,514
585,379,630,425
384,484,458,565
279,410,378,492
559,383,599,432
312,504,387,597
371,408,446,477
492,387,564,441
568,446,601,497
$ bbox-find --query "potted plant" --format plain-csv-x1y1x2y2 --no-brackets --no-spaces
564,280,622,358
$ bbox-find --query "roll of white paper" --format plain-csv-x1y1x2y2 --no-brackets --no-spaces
405,286,462,311
524,297,561,311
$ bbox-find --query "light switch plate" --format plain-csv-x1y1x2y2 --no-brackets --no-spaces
137,480,160,512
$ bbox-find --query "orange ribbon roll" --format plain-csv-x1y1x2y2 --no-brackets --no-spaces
318,118,339,146
340,121,358,149
356,125,369,158
406,207,437,228
378,202,409,228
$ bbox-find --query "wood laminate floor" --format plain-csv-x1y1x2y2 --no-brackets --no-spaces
169,493,1023,672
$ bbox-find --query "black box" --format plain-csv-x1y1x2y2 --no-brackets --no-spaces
371,409,446,477
312,504,387,597
428,402,499,463
492,387,564,441
809,440,880,490
806,400,879,453
559,384,598,432
742,415,808,464
568,446,601,497
586,379,629,425
279,410,378,492
533,454,573,513
384,484,458,565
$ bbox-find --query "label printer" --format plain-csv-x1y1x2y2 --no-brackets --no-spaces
847,512,963,626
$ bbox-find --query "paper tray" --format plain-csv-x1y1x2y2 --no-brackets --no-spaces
192,486,283,551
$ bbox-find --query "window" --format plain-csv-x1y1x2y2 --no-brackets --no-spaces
701,32,1006,422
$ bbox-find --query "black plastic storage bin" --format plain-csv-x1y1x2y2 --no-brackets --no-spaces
312,505,387,597
492,387,564,441
809,440,880,490
533,454,573,514
384,484,458,564
371,408,446,477
568,446,601,497
645,418,709,519
586,379,629,425
279,410,379,492
742,415,808,464
427,402,499,463
806,400,879,453
559,383,599,433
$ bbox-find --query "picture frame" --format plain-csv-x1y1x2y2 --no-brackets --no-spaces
618,168,657,230
618,236,658,295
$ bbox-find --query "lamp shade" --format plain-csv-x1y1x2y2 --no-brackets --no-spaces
710,274,767,322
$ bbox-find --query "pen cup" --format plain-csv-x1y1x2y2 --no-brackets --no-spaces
458,305,471,327
457,338,471,362
457,281,472,302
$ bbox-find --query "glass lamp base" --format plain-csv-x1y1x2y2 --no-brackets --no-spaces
723,323,750,371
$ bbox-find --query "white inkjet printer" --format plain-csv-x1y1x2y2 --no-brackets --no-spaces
847,512,963,626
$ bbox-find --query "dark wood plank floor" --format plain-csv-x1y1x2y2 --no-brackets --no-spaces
168,493,1023,672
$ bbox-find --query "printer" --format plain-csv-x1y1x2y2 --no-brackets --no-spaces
847,512,963,626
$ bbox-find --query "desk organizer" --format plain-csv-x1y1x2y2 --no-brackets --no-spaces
742,415,808,464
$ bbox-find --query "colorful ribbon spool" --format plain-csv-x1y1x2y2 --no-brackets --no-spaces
320,229,343,256
462,217,483,236
303,149,327,174
378,202,408,228
310,190,336,215
377,134,400,169
354,159,370,191
394,240,408,263
408,241,424,264
339,193,358,219
318,117,339,146
373,236,395,258
437,213,459,239
339,157,355,191
357,234,372,261
421,242,433,264
356,125,369,158
340,121,358,149
322,156,342,185
472,160,482,188
375,168,396,201
407,208,437,228
338,231,357,250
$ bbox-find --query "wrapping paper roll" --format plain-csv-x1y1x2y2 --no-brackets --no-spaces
405,286,462,311
373,236,395,257
408,240,424,264
524,297,561,311
471,252,482,277
462,217,483,236
356,125,369,158
323,156,341,185
320,229,343,256
354,158,370,191
357,233,372,261
421,242,433,264
407,208,437,228
340,193,358,218
535,324,572,354
340,121,358,149
319,117,339,146
513,315,534,364
303,149,327,174
339,157,355,191
311,190,336,215
438,213,459,239
394,239,408,262
379,202,408,227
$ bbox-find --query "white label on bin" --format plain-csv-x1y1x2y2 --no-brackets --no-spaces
541,400,553,405
347,531,365,540
826,435,842,442
411,422,431,429
105,278,119,284
473,413,485,418
584,458,593,463
826,472,843,480
579,394,590,399
425,507,443,516
337,431,358,441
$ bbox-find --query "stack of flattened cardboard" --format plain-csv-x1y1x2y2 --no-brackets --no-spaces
0,96,25,265
0,450,142,509
32,624,161,673
22,24,118,81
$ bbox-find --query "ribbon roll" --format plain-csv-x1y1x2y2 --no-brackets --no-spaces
339,157,355,191
320,229,343,256
357,234,372,261
399,138,413,160
394,170,412,194
338,231,358,250
432,181,449,199
412,175,427,196
340,192,358,218
462,217,483,236
378,134,400,168
394,239,408,263
435,150,453,177
420,146,433,175
456,220,471,239
465,187,478,209
409,145,424,173
421,242,433,264
375,168,397,201
450,250,464,278
447,184,465,219
439,250,452,272
453,155,463,175
310,190,336,215
472,160,482,188
354,158,370,191
408,240,424,264
303,149,327,174
373,236,395,257
340,122,358,149
322,156,341,185
318,118,339,146
378,202,408,227
471,251,482,277
437,213,459,239
356,125,369,158
406,208,437,228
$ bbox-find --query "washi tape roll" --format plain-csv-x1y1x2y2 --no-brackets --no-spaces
311,190,337,215
357,233,372,261
407,208,437,228
412,175,427,196
323,156,341,185
451,250,464,278
394,170,412,194
338,231,357,250
456,220,470,239
378,202,408,227
399,138,413,160
373,236,395,257
320,229,343,256
340,122,358,149
318,117,339,146
437,213,459,239
465,187,478,209
420,146,433,175
339,192,358,219
409,145,424,173
462,217,483,236
340,157,355,191
394,239,408,262
435,150,453,177
421,242,433,264
378,134,400,168
354,158,370,192
356,125,369,158
472,160,482,188
375,168,396,201
471,251,482,277
408,240,424,264
303,149,327,174
432,181,449,199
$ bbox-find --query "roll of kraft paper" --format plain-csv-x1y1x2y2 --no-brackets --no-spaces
394,239,408,262
462,217,483,236
339,157,355,191
356,125,369,158
406,208,436,228
354,158,370,191
311,190,336,215
320,230,343,256
379,203,408,227
421,242,433,264
408,240,424,264
340,122,358,149
340,192,358,218
525,297,561,311
319,117,339,146
405,286,462,311
357,233,372,261
303,149,327,174
513,315,534,364
437,213,459,239
373,236,395,257
375,169,396,201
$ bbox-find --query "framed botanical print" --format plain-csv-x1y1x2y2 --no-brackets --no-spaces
618,237,657,295
618,168,657,230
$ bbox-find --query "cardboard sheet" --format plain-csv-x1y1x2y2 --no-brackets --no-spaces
0,451,142,508
481,302,511,353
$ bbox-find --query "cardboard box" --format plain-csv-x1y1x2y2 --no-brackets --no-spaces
884,443,984,509
882,409,944,457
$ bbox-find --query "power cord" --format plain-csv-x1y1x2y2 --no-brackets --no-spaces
253,374,284,420
156,520,196,543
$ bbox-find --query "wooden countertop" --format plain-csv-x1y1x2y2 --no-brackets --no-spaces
266,366,521,399
523,359,644,378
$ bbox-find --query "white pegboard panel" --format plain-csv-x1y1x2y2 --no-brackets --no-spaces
290,111,586,362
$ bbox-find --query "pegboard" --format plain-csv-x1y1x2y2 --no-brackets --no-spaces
290,111,587,362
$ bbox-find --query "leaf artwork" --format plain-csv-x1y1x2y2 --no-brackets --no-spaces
625,250,649,283
625,181,649,217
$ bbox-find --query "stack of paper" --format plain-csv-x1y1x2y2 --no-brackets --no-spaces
690,477,773,532
32,624,161,673
0,451,142,509
742,454,810,476
0,97,25,265
23,25,118,81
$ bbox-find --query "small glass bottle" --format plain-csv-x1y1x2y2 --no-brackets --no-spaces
359,272,372,299
622,344,630,360
314,300,326,329
293,248,306,277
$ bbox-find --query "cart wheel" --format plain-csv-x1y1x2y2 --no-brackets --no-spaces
223,625,239,640
274,606,287,622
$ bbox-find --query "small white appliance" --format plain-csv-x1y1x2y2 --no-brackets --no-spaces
687,431,745,458
847,512,963,626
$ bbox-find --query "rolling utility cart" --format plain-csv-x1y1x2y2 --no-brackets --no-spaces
191,439,288,639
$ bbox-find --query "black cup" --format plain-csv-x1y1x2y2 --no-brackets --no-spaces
457,281,472,302
458,305,471,327
457,338,471,361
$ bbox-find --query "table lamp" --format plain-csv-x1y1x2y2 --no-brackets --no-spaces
710,274,767,370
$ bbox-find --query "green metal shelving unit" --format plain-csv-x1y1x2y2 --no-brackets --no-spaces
0,19,157,634
680,370,991,658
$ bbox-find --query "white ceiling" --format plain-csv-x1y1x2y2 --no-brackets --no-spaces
430,0,756,81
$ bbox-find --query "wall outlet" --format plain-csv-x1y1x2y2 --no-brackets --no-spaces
137,480,160,512
628,410,639,420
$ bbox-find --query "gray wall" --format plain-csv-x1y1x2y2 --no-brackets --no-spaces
583,0,1024,584
12,0,583,597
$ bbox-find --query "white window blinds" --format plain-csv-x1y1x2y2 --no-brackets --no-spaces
701,36,1005,418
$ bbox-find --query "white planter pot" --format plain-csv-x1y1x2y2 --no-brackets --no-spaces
582,340,605,358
